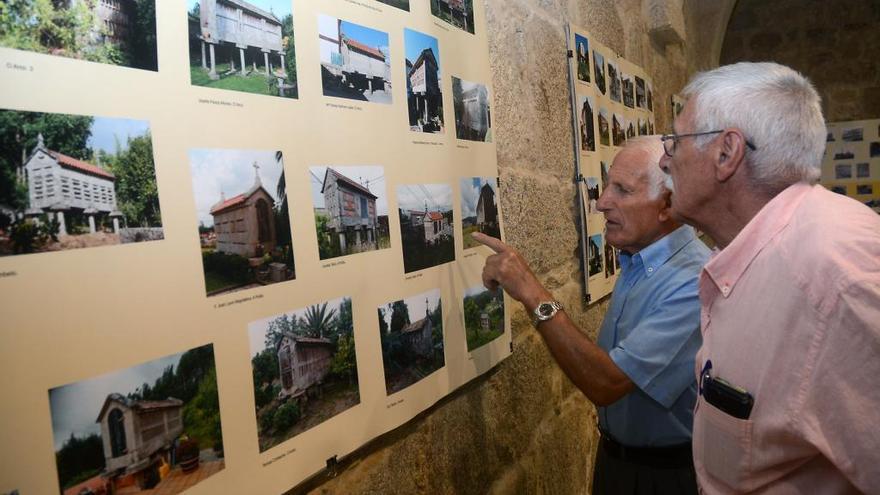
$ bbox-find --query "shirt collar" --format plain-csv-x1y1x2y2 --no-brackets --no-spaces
704,182,813,297
619,225,698,278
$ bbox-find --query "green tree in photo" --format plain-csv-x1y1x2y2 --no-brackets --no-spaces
280,14,298,94
389,300,410,333
108,132,161,227
299,302,337,339
55,432,104,490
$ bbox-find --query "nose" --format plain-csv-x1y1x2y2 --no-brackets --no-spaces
597,187,610,212
659,154,671,175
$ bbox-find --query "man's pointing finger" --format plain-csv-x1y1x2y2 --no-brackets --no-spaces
471,232,507,254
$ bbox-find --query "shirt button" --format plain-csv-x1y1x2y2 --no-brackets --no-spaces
647,267,654,273
722,285,730,294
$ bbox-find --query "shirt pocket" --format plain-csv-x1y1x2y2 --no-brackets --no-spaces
695,396,754,491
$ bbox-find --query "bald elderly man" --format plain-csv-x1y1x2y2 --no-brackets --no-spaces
475,136,710,494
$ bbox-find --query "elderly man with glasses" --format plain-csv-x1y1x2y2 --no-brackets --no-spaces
660,62,880,493
475,136,710,494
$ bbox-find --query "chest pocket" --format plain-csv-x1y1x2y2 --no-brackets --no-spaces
695,396,754,491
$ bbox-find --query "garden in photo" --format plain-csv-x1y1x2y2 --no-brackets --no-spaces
189,148,295,297
0,109,163,257
49,344,223,495
396,183,455,273
379,289,445,395
187,0,298,98
460,177,500,249
462,285,504,352
310,166,390,260
248,297,359,452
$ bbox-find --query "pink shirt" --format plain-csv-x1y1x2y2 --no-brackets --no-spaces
693,183,880,494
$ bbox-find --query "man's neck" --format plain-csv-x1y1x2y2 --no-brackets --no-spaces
699,187,773,249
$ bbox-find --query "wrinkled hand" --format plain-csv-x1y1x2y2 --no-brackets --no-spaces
472,232,552,311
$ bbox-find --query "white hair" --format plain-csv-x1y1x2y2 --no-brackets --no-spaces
622,135,669,199
682,62,825,193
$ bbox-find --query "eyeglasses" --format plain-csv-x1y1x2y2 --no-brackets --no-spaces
660,131,757,157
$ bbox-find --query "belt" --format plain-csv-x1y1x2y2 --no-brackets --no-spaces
599,429,693,470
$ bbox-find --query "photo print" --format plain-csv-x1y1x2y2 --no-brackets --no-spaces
857,184,874,195
857,163,870,178
189,148,295,297
319,16,391,104
379,288,445,395
0,109,163,257
248,296,359,452
593,50,606,95
188,0,297,98
452,77,492,142
842,127,864,142
635,76,646,109
621,72,635,109
598,107,611,147
612,112,626,146
638,118,647,136
830,185,847,195
310,166,389,260
462,285,505,352
588,233,604,277
575,34,590,83
648,119,655,135
826,131,836,142
0,0,157,71
835,164,852,179
604,242,615,278
405,29,444,133
600,162,609,192
870,142,880,157
377,0,410,10
579,95,596,152
397,183,455,273
626,118,636,139
430,0,475,34
607,59,621,103
585,177,599,215
460,177,500,249
834,147,855,160
646,81,654,112
49,344,223,495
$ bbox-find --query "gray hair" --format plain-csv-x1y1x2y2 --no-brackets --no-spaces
682,62,825,193
622,135,669,199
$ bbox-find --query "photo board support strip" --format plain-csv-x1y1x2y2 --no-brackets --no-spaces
565,23,592,303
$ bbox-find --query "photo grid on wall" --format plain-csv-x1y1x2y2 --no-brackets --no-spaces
821,119,880,213
0,1,508,494
570,24,656,304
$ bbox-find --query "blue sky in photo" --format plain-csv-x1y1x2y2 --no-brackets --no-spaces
86,117,151,155
187,0,291,18
575,34,588,53
341,20,389,52
460,177,497,218
49,351,187,450
404,28,440,73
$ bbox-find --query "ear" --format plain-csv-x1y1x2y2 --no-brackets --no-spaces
657,189,673,223
715,129,749,182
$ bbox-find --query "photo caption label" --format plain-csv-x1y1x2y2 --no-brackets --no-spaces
344,0,382,12
198,98,244,108
214,293,263,309
261,446,298,467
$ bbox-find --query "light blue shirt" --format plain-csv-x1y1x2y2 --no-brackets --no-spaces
597,225,710,447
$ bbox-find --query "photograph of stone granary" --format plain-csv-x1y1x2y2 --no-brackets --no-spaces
593,49,606,95
310,165,390,260
187,0,297,98
430,0,474,34
635,75,646,109
377,0,409,11
608,60,622,103
462,285,505,352
598,107,610,146
0,0,157,70
0,109,163,257
452,77,492,142
396,183,455,273
49,344,223,495
575,34,590,84
405,29,444,133
248,297,359,452
588,233,603,277
461,177,500,249
189,148,295,297
379,288,445,395
622,71,635,108
579,94,596,152
612,112,626,146
319,16,391,104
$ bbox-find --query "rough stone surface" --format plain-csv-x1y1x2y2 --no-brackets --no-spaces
721,0,880,121
292,2,731,493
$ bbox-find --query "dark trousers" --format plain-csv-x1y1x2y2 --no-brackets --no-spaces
591,435,698,495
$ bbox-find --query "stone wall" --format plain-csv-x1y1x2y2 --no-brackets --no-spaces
294,2,730,493
720,0,880,121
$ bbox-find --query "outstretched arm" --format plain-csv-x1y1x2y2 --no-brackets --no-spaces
473,233,634,406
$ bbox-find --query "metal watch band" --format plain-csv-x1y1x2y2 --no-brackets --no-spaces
532,300,564,327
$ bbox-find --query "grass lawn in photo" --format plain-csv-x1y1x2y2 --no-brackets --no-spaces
462,285,505,351
396,184,455,273
379,289,445,395
190,148,295,297
49,344,223,495
310,166,390,260
248,297,359,452
0,109,163,257
460,177,500,249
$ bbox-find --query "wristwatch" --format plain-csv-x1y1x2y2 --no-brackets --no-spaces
532,301,564,327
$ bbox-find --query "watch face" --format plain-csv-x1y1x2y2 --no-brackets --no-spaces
538,303,554,317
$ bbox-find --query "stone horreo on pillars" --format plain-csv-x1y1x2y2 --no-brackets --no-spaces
196,0,286,80
21,133,123,235
320,168,379,253
209,162,277,258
